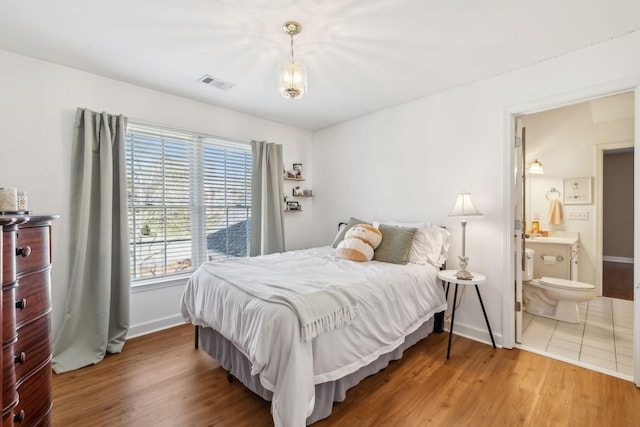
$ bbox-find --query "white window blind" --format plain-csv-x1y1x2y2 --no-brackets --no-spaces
125,123,252,281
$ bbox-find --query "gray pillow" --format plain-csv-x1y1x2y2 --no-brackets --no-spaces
373,224,418,264
331,217,369,248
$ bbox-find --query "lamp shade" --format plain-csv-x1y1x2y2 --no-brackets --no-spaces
449,192,483,218
528,159,544,175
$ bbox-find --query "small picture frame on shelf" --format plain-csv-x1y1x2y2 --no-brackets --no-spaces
292,163,302,178
286,201,301,211
285,170,297,179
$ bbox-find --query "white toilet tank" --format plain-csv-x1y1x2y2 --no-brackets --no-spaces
523,248,535,281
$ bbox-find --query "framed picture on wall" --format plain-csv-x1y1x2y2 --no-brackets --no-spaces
563,177,592,204
286,201,301,211
292,163,302,178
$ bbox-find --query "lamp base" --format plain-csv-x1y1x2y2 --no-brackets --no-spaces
456,254,472,280
455,269,474,280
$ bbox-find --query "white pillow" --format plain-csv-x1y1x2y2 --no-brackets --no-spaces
424,226,451,266
376,221,449,267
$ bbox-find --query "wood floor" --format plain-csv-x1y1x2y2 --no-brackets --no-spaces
52,324,640,426
603,261,634,301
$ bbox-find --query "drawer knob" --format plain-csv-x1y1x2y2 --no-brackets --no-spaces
14,351,26,364
15,298,27,310
14,409,25,423
16,245,31,258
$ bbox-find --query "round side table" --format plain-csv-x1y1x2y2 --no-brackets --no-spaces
437,270,497,359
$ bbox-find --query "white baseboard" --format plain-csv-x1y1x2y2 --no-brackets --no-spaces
603,256,634,264
444,319,502,350
127,314,187,339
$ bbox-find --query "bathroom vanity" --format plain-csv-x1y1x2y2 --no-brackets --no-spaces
525,233,579,281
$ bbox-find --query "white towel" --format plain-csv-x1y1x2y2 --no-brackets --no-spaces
548,199,563,224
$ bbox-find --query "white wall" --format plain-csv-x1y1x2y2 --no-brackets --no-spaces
312,31,640,346
0,50,313,339
4,29,640,349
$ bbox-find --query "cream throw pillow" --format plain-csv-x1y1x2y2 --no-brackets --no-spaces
336,224,383,262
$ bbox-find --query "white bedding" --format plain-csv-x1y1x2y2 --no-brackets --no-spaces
196,253,361,342
180,246,447,427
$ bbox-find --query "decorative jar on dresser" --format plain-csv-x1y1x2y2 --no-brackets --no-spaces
2,214,58,426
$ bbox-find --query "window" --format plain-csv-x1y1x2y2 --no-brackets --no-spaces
125,123,252,281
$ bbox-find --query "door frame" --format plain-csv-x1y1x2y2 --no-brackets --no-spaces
502,77,640,387
595,140,634,297
514,118,525,343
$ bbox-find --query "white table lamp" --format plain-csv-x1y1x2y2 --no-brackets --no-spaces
449,192,483,279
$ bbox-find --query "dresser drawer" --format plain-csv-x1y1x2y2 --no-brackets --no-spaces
2,228,16,284
13,362,52,426
15,269,51,328
2,343,18,420
2,287,17,345
15,314,51,384
15,226,50,275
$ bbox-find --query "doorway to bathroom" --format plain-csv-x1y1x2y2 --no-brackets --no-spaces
514,91,636,380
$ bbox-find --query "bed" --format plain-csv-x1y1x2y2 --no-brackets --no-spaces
180,220,450,426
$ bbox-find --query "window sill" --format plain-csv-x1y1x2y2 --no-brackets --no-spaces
131,273,191,293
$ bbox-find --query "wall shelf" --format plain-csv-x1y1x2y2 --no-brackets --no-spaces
284,163,310,212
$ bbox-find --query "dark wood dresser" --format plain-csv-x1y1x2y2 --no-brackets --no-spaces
2,215,57,426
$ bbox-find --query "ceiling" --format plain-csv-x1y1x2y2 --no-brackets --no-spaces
2,1,640,131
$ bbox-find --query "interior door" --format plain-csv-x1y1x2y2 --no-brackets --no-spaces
514,118,525,343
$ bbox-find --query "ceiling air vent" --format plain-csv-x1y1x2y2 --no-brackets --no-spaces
198,74,235,91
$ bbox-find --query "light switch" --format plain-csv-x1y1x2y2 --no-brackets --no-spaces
567,211,589,220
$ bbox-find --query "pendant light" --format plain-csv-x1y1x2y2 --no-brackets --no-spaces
278,21,307,100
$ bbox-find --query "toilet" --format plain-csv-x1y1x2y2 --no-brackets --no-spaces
522,248,596,323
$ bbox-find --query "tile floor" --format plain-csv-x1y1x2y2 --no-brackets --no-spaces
521,296,634,378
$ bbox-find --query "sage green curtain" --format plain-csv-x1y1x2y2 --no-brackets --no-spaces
52,108,131,374
250,140,285,256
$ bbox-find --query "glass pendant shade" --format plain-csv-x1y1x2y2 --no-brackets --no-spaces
278,59,307,100
528,159,544,174
278,21,307,100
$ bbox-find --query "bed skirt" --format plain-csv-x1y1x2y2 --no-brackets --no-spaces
198,313,441,425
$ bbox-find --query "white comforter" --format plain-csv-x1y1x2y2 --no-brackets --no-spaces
180,246,446,427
